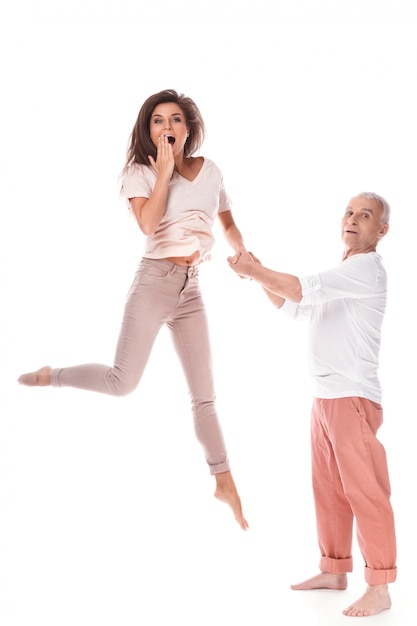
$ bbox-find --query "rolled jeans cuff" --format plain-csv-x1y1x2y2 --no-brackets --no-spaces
320,555,353,575
365,565,397,585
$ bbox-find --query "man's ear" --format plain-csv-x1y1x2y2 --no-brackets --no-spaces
379,223,389,239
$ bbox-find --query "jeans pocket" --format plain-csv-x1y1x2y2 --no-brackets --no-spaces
140,259,172,279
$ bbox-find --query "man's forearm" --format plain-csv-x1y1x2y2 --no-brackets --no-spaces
248,264,302,303
261,286,286,308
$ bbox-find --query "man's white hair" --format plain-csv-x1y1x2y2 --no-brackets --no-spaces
357,192,391,224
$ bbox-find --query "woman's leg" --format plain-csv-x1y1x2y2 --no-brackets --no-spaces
167,266,248,529
19,259,179,396
168,267,228,472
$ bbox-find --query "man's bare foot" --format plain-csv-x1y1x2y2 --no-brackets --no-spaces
291,572,348,591
214,471,249,530
18,366,52,387
343,584,391,617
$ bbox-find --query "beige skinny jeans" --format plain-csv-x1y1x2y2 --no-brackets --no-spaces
51,258,230,475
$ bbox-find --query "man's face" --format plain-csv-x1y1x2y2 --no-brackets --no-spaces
341,196,389,258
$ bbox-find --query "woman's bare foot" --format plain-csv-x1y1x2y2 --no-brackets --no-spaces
291,572,348,591
18,366,52,387
343,584,391,617
214,471,249,530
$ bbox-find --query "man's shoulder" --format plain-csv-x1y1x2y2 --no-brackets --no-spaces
342,252,386,285
347,252,383,267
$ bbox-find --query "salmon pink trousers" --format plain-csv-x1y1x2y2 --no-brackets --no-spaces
311,397,397,585
50,258,230,475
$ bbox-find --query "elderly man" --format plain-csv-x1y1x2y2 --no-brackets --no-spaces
228,192,396,617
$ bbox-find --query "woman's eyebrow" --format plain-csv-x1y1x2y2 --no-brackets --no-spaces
152,111,183,118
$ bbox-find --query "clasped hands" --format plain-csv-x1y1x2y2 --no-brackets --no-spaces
227,249,260,280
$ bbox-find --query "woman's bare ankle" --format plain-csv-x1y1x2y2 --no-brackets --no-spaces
214,471,249,531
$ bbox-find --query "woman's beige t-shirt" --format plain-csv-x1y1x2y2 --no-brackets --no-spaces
122,158,232,261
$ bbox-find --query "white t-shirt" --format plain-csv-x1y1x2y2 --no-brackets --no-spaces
281,252,387,403
122,158,232,261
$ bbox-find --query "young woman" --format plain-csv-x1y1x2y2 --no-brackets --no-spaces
18,89,249,530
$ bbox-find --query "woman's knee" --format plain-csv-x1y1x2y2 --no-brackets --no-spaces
106,372,139,397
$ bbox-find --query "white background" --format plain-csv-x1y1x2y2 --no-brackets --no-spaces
1,1,416,624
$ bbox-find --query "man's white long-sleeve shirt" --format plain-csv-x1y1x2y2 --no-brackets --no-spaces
281,252,387,403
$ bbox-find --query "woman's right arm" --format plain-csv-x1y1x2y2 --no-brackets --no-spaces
129,136,174,236
129,175,170,236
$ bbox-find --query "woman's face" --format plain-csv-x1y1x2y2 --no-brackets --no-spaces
149,102,189,155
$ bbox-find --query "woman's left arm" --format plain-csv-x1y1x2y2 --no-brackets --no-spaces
217,210,246,260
